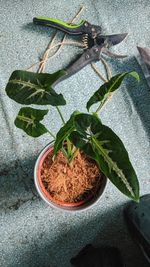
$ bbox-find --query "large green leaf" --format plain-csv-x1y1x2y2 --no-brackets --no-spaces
6,70,66,106
69,113,139,201
86,71,140,111
15,107,49,137
54,111,80,156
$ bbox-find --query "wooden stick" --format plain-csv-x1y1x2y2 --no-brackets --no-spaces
101,57,112,80
26,41,84,71
36,5,85,73
91,63,108,83
103,50,127,58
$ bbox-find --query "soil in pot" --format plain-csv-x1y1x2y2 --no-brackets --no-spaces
40,149,104,205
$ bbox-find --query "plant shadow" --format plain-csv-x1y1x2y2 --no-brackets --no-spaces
109,55,150,140
21,22,55,37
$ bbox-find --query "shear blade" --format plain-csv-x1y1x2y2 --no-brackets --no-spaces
105,33,128,46
137,46,150,66
137,46,150,87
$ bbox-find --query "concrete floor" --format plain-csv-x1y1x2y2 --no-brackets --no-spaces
0,0,150,266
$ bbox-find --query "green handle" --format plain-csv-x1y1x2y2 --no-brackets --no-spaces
36,17,85,29
33,17,86,35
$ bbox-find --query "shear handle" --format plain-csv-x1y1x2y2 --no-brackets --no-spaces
33,17,102,37
33,17,86,35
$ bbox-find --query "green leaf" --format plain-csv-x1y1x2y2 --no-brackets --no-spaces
15,107,49,137
70,113,139,201
54,111,80,155
72,113,101,138
86,71,140,111
6,70,66,106
69,131,99,161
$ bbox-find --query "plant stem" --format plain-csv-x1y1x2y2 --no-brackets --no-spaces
55,106,76,162
56,106,73,161
61,146,69,158
47,130,56,139
56,106,65,124
96,103,103,113
96,93,113,114
69,147,79,163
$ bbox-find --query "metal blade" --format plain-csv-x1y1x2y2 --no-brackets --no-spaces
137,47,150,65
137,46,150,87
52,45,101,87
101,33,128,47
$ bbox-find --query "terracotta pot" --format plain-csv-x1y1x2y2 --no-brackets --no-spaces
34,143,107,212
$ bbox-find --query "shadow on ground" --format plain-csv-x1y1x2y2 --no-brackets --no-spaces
15,204,149,267
21,22,55,37
0,156,39,211
110,56,150,139
0,153,149,267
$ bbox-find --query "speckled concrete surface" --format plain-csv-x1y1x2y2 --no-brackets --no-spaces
0,0,150,266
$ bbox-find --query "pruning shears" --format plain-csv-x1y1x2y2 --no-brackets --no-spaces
33,17,128,84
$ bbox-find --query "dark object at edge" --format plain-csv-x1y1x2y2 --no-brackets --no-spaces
124,194,150,264
70,244,124,267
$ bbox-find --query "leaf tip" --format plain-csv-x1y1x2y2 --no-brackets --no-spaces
86,103,90,112
130,71,140,82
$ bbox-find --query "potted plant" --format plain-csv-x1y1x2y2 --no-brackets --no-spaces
5,69,140,211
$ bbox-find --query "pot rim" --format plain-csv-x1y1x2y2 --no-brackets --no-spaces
34,142,107,212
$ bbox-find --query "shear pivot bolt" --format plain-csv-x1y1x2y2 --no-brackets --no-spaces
86,54,90,59
84,22,88,27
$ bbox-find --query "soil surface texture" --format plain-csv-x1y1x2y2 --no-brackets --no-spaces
41,150,102,203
